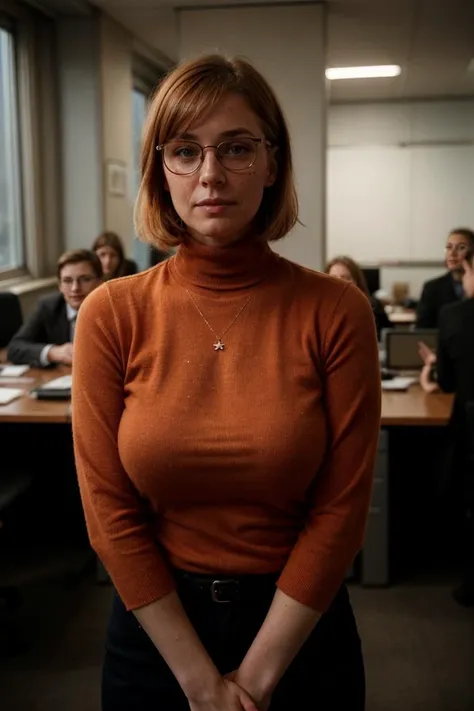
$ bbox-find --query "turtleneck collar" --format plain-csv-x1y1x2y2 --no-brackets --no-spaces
171,236,279,292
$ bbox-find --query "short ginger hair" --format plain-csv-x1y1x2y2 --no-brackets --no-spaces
134,54,298,250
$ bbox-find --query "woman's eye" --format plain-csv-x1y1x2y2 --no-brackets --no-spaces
174,145,199,159
225,142,251,156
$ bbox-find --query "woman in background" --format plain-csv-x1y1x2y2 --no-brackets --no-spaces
92,231,138,280
325,256,391,341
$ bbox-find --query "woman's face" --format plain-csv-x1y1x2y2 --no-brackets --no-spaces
163,93,276,248
445,232,471,273
96,246,120,277
328,263,355,284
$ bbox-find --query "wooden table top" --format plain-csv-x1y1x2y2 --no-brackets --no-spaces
0,365,71,424
0,366,452,428
381,385,453,426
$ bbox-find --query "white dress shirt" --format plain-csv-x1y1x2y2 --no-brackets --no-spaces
40,304,77,367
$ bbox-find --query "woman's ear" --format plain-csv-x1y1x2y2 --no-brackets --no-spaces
265,148,278,188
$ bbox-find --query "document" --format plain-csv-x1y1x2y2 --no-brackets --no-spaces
0,388,24,405
0,365,30,377
381,377,417,391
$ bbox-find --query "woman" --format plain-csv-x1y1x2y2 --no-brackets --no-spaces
325,256,391,341
92,231,138,280
416,228,474,328
419,254,474,606
72,55,381,711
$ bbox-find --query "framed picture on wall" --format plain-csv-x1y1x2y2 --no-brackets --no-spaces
106,159,128,198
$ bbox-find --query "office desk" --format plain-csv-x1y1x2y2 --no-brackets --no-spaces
381,387,453,426
0,366,71,424
363,386,454,586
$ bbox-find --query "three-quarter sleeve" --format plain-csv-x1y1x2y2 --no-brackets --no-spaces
277,284,381,612
72,286,176,610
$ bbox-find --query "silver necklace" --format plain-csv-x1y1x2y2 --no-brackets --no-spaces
184,289,252,351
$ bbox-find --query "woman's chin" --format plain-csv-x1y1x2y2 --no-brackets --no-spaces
189,221,249,247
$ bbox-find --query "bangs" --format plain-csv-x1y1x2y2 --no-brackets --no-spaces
156,67,240,145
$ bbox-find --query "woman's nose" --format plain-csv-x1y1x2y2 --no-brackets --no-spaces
199,149,226,186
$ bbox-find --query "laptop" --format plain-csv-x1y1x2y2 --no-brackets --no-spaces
383,328,438,371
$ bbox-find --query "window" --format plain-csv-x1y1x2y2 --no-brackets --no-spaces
131,87,149,270
0,25,23,273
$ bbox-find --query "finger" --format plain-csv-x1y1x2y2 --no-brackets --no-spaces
462,259,473,273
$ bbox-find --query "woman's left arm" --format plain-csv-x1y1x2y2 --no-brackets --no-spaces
233,283,382,707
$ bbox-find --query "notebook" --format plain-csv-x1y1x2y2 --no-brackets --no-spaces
0,388,24,405
31,374,72,400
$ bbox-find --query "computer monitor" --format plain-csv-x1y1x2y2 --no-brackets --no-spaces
361,267,380,295
384,329,438,370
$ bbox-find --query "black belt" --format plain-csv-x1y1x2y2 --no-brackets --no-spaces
174,569,280,604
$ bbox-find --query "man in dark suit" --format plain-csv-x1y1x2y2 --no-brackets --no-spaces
7,249,102,366
416,228,474,328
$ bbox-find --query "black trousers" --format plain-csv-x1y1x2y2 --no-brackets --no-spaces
102,571,365,711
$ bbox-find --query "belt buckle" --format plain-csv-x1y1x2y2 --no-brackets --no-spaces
211,579,239,603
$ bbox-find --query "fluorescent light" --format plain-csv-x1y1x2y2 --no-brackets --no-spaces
326,65,401,80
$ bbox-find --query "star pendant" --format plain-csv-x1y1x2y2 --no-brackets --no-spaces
213,340,225,351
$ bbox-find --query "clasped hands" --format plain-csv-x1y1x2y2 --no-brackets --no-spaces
188,669,272,711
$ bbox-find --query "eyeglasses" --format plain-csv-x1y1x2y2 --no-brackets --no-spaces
156,137,272,176
61,275,97,287
445,243,469,254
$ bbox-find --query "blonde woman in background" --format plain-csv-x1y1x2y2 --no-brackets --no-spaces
325,255,391,341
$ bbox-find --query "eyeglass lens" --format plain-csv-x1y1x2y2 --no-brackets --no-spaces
163,139,258,174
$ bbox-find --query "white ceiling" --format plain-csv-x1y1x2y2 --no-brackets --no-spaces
51,0,474,102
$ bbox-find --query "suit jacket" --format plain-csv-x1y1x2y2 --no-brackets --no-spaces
437,299,474,498
370,296,392,342
7,292,70,366
437,299,474,403
416,272,461,328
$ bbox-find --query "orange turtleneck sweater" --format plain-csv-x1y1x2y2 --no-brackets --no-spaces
72,238,381,613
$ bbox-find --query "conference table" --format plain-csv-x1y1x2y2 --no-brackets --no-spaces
0,368,454,588
0,365,71,424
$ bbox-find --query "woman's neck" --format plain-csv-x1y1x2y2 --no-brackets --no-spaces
172,235,278,292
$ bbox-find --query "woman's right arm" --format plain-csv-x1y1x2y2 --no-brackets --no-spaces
135,594,258,711
72,286,256,711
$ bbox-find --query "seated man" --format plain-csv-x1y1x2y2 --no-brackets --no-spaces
7,249,102,366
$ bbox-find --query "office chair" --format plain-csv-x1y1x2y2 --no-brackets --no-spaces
0,292,23,348
0,469,33,654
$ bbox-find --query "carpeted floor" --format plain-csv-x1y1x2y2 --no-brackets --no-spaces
1,570,473,711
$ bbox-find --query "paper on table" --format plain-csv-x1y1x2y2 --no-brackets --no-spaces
40,374,72,390
381,377,417,391
0,365,30,377
0,387,24,405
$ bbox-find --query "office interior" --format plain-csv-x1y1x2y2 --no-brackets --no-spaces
0,0,473,709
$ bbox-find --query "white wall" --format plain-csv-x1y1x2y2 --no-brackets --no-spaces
57,17,103,251
179,4,326,271
327,100,474,298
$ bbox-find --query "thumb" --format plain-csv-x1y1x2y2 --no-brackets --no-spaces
238,689,259,711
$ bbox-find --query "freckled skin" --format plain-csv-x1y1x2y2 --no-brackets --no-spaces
164,94,277,248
